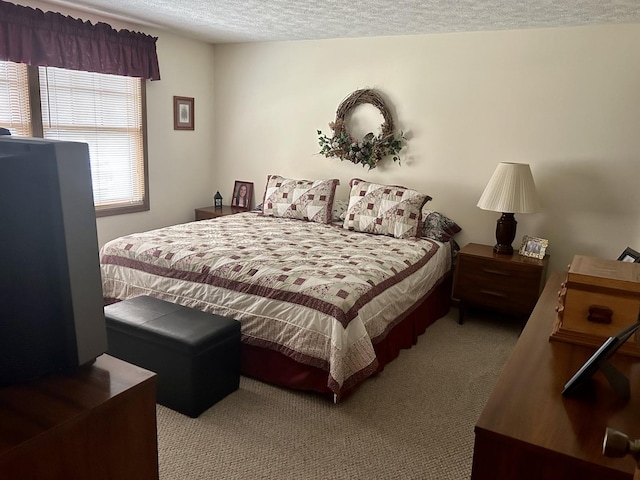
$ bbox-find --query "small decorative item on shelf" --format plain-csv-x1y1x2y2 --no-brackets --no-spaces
317,88,406,170
214,191,223,209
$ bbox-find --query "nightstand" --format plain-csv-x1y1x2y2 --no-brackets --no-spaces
194,205,245,221
452,243,549,324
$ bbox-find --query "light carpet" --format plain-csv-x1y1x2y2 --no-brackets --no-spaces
156,307,521,480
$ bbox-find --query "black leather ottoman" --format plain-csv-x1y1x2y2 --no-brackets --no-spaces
104,296,240,417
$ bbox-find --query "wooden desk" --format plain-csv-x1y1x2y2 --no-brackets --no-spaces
472,271,640,480
0,354,158,480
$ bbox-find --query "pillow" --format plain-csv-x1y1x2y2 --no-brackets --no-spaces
261,175,339,224
332,199,349,223
421,209,462,242
343,179,431,239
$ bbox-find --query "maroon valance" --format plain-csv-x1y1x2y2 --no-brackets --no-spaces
0,0,160,80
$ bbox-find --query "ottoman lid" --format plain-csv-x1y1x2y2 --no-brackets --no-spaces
105,296,240,355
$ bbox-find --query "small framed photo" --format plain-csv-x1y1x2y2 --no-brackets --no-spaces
173,96,194,130
617,247,640,263
231,181,253,209
519,235,549,259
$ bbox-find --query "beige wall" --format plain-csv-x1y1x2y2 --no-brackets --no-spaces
22,1,217,246
213,24,640,274
16,2,640,275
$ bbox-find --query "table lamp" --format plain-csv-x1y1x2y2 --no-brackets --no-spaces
477,162,540,255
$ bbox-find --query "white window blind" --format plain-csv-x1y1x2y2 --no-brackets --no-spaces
0,61,31,137
39,66,146,213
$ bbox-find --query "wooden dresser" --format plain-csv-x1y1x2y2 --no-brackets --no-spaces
0,354,158,480
471,271,640,479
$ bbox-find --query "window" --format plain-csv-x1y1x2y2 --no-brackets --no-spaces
0,61,31,137
0,60,149,217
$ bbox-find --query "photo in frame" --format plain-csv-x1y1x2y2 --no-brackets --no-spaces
231,181,253,209
519,235,548,259
173,96,194,130
617,247,640,263
562,318,640,399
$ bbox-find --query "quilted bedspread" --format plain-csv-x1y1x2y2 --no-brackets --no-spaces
100,212,451,396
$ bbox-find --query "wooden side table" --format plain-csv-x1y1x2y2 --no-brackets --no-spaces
194,205,246,221
452,242,548,324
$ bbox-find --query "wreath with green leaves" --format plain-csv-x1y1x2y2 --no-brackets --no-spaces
317,89,405,170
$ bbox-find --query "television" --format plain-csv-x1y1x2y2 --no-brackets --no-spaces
0,136,107,386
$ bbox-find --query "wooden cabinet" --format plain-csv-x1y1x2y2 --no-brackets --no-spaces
194,205,245,221
0,355,158,480
471,272,638,480
453,243,548,324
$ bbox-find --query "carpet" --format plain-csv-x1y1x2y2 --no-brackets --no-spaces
156,307,521,479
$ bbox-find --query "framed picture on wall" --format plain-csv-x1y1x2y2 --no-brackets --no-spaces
173,96,194,130
231,181,253,210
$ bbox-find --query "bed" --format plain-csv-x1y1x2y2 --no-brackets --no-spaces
100,177,459,401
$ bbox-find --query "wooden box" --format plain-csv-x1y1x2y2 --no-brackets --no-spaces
550,255,640,357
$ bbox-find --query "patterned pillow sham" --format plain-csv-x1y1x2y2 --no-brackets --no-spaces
262,175,339,224
343,179,431,239
332,199,349,223
421,209,462,242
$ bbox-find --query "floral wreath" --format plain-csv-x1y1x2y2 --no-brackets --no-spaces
317,89,406,170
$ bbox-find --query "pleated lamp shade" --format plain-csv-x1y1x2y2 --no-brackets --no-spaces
477,162,540,254
477,162,540,214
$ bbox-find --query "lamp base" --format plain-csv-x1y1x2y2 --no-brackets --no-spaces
493,213,517,255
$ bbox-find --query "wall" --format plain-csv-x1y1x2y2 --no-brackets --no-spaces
212,24,640,275
20,1,217,246
14,3,640,274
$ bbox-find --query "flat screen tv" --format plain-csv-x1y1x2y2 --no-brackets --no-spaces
0,136,107,386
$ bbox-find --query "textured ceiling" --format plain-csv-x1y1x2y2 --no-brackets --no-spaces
41,0,640,44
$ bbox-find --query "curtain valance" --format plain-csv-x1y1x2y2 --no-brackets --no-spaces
0,0,160,80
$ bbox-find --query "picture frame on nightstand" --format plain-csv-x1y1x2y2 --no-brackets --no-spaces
231,181,253,210
519,235,548,259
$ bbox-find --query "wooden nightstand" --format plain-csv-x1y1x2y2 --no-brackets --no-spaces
194,205,245,221
453,243,549,324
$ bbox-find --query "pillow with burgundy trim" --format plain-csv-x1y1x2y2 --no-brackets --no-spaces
261,175,339,224
343,179,431,239
421,208,462,242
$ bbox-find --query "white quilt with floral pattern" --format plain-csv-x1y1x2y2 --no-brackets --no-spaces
100,212,451,397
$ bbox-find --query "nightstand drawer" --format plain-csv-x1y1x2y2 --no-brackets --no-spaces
455,279,539,313
458,255,540,289
455,256,541,309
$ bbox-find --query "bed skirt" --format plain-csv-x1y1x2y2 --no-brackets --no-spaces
240,271,453,401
